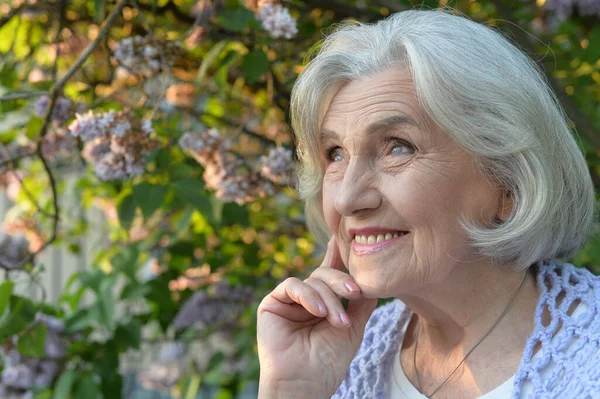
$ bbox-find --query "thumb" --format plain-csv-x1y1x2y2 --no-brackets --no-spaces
345,297,378,333
324,235,347,272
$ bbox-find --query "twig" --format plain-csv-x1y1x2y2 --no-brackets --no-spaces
0,151,36,168
33,0,129,256
49,0,129,100
188,108,279,147
10,170,54,219
0,144,53,219
51,0,66,82
0,91,48,102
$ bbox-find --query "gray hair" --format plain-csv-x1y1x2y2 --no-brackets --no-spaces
290,9,596,270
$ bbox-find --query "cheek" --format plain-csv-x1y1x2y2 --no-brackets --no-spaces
321,180,341,231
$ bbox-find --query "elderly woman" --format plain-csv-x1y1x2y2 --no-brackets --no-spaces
256,9,598,399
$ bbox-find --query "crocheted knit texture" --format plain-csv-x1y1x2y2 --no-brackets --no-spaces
332,261,600,399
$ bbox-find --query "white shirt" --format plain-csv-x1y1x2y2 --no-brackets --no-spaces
386,300,588,398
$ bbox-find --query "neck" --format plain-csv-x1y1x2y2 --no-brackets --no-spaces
397,261,539,358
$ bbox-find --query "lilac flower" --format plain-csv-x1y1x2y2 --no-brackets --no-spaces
173,282,253,331
34,96,74,125
260,146,294,183
0,234,30,270
256,2,298,39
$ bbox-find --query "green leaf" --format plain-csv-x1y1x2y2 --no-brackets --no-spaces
25,116,43,140
97,279,116,331
17,322,47,357
75,373,100,399
0,280,14,316
132,182,169,219
184,375,201,399
79,269,105,293
114,319,142,350
94,0,106,23
65,308,97,332
0,296,37,340
110,245,139,280
120,283,151,300
206,352,225,371
53,370,76,399
214,389,234,399
173,180,214,223
33,388,52,399
242,50,269,84
217,8,255,32
197,40,228,87
117,193,137,230
222,202,249,226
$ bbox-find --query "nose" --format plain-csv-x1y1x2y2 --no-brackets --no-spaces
334,156,382,217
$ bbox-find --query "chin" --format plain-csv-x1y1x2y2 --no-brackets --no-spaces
349,268,390,299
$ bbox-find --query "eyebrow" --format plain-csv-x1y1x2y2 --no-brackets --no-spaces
320,114,417,142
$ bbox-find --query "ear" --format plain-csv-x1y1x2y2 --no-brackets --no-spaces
496,190,513,223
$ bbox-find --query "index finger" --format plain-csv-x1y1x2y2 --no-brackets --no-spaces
321,235,346,272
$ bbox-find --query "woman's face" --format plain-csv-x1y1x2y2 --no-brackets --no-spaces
320,66,507,298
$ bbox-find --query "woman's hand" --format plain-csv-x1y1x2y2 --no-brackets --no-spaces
256,236,378,398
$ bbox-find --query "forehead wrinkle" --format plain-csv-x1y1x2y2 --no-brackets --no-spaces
320,114,417,143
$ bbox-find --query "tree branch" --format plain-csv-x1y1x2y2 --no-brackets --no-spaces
0,151,36,168
188,108,279,147
0,91,48,102
32,0,129,257
49,0,128,98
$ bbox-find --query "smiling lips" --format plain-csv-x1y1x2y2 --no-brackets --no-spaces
351,230,408,255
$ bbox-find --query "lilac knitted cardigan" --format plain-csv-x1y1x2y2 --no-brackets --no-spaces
332,261,600,399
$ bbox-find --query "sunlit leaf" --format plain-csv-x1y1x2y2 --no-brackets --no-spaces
53,370,76,399
0,280,14,316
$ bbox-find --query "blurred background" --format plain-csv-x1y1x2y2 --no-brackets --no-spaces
0,0,598,398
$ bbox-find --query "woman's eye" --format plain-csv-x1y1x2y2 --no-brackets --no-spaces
326,146,344,163
389,141,413,156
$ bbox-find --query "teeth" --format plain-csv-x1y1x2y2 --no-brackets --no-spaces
354,232,403,245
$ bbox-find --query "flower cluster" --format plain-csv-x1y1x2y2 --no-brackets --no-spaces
34,96,73,125
260,146,294,184
545,0,600,18
172,281,253,332
0,233,30,270
179,129,293,204
137,342,186,392
168,263,222,291
112,35,180,78
0,313,66,398
255,0,298,39
68,110,160,181
40,130,79,164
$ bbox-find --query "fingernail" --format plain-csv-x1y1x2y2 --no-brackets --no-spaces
317,301,327,315
345,282,360,292
339,312,351,326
